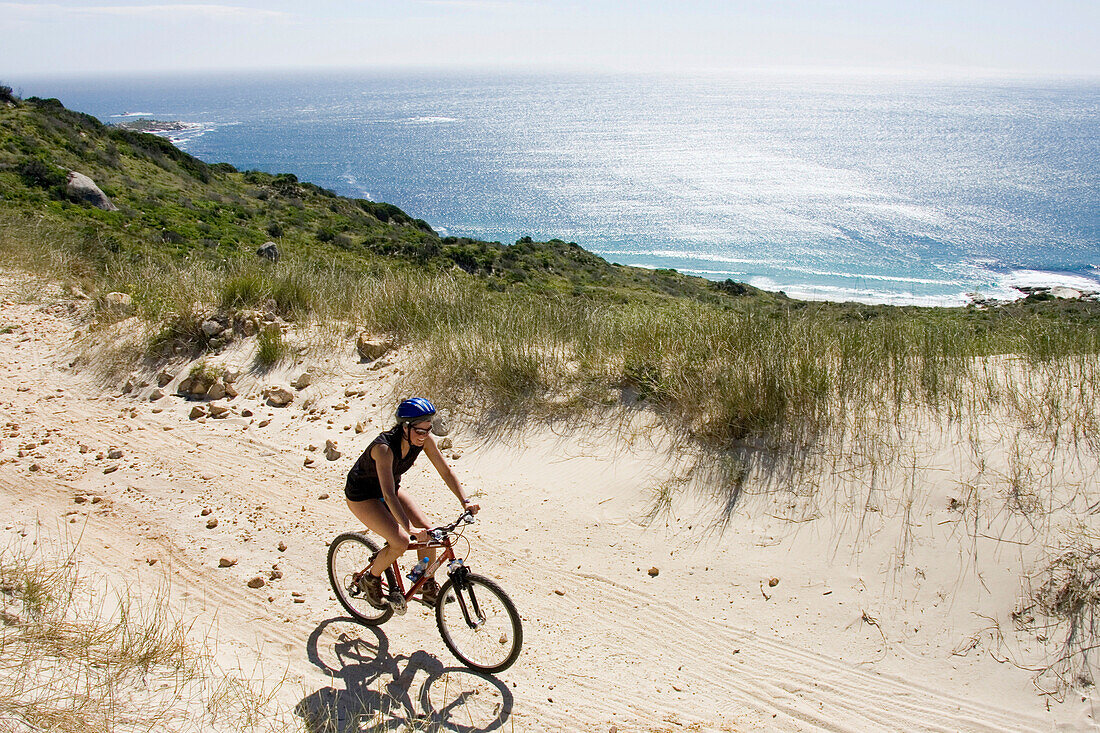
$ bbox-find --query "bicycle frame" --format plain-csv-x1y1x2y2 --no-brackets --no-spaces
387,536,457,601
347,511,487,629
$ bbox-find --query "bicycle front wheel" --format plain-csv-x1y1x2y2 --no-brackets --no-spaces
327,532,394,626
436,573,522,673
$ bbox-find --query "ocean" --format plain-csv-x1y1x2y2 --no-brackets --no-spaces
14,70,1100,306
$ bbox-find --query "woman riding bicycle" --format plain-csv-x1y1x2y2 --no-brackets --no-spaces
344,397,479,608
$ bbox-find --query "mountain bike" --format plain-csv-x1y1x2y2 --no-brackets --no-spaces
327,510,522,674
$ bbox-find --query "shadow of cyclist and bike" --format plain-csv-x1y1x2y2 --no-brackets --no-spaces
295,617,515,733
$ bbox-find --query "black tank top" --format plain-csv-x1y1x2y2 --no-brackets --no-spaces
347,424,422,494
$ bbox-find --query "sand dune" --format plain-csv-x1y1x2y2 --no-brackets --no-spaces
0,273,1097,731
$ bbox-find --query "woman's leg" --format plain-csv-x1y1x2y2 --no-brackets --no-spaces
396,492,437,568
346,498,410,577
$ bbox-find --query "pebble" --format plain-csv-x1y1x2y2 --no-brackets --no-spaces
206,518,218,529
219,557,238,568
200,508,212,516
768,577,780,587
247,577,265,589
277,541,287,552
648,567,659,577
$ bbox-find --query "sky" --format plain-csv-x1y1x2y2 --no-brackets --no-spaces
2,0,1098,78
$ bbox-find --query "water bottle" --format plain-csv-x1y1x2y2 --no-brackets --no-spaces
407,557,430,583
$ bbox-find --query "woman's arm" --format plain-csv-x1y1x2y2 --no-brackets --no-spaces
370,442,413,530
423,436,479,513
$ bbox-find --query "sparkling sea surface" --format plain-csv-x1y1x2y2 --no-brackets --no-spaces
15,70,1100,305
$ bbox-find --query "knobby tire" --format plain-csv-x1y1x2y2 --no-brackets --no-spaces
327,532,396,626
435,573,522,673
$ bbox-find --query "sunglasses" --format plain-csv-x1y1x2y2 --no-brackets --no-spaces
410,425,432,436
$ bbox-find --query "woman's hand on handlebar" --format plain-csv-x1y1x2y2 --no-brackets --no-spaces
463,501,480,515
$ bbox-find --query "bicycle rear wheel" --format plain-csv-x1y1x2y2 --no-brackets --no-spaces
435,573,522,673
327,532,395,626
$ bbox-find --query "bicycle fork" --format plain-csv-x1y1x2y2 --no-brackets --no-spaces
447,564,485,630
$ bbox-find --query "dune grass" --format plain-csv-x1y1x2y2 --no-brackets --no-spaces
0,539,295,733
6,213,1099,462
1015,534,1100,697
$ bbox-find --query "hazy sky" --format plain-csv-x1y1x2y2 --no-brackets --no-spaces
2,0,1098,78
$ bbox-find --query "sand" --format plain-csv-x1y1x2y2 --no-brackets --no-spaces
0,272,1097,732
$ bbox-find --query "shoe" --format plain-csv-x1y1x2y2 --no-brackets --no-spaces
386,586,408,615
419,578,441,606
358,572,386,609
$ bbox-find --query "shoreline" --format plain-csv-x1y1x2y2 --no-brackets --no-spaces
24,70,1091,310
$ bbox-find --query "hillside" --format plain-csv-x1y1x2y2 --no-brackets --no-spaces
0,89,766,305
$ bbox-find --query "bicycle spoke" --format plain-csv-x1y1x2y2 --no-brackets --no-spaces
436,574,522,673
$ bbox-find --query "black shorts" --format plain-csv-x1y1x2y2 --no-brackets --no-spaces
344,477,399,503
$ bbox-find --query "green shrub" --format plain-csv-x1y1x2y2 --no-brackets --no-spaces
255,326,286,367
188,360,220,387
17,156,66,190
220,273,266,308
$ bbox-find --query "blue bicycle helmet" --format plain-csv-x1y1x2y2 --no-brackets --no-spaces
395,397,436,424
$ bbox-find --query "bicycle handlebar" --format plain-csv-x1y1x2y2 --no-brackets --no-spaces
427,510,477,542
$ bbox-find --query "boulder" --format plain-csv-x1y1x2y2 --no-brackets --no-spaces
291,372,312,390
324,439,341,461
103,292,133,315
264,385,294,407
201,319,224,337
356,333,394,362
206,381,227,400
66,171,118,211
1050,287,1083,300
156,370,174,387
256,241,279,262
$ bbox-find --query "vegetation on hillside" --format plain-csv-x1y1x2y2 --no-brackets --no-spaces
0,91,752,304
2,89,1099,461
